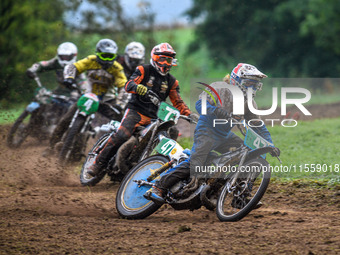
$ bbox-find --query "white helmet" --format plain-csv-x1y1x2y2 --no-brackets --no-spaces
57,42,78,67
124,42,145,70
230,63,267,97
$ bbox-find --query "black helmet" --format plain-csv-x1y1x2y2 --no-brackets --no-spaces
96,39,118,69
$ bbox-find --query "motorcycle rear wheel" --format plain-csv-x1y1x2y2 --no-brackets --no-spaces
116,155,169,219
216,158,271,222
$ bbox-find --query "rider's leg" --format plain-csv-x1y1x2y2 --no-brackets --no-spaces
88,108,150,176
98,99,123,121
144,131,216,203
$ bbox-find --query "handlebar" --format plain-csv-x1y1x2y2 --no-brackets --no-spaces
146,90,161,106
34,76,43,88
70,83,81,94
180,115,197,124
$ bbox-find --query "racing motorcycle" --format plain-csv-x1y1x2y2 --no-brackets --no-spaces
7,77,72,148
116,118,281,222
80,90,193,186
57,92,122,164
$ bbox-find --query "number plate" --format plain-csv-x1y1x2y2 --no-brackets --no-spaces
155,137,184,159
77,93,99,115
244,126,273,150
157,102,180,123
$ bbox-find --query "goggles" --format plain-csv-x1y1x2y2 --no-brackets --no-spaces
154,55,173,66
58,54,75,61
97,52,117,61
129,58,143,65
241,78,262,90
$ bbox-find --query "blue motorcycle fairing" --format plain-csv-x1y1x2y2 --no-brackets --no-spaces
26,102,40,112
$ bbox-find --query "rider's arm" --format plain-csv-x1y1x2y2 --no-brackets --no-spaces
125,66,145,94
169,80,190,116
65,55,99,80
196,99,228,119
26,58,59,78
112,61,128,89
64,63,78,80
245,99,273,144
196,99,214,115
250,124,273,144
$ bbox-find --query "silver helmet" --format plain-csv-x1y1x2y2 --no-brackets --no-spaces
57,42,78,67
124,42,145,70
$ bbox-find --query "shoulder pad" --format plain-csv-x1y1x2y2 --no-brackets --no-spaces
87,55,97,61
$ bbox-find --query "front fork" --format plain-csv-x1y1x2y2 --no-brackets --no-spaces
134,159,175,188
226,148,248,193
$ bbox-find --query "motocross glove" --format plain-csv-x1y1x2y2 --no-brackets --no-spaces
136,85,147,96
213,107,229,119
189,113,199,123
63,78,76,90
270,147,280,157
26,69,36,79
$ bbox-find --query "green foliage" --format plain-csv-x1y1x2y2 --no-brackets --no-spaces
186,0,340,77
0,0,67,107
300,0,340,55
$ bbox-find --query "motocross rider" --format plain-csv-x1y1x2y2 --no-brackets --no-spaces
116,41,146,79
115,41,146,106
26,42,86,105
45,39,128,156
144,63,280,205
88,42,197,176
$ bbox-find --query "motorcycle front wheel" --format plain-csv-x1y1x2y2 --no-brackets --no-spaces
80,133,110,186
216,158,271,222
58,115,86,164
116,155,169,219
7,110,32,148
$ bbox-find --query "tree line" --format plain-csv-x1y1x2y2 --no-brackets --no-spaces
1,0,340,106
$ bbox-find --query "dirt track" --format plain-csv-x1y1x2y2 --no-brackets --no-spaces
1,103,340,254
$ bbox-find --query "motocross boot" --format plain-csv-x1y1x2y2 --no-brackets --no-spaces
144,185,166,205
42,147,55,157
87,162,104,177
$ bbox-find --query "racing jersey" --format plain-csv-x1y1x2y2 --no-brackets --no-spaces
125,64,191,119
196,81,273,143
64,55,127,101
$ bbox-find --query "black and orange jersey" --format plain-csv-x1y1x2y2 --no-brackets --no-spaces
125,64,190,119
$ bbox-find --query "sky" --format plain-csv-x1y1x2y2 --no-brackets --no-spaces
67,0,193,26
121,0,193,25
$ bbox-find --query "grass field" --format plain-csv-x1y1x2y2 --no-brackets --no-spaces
178,118,340,184
0,106,25,125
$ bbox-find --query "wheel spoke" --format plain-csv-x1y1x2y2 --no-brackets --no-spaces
216,158,271,222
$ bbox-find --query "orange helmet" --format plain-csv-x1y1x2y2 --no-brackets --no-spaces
150,43,176,76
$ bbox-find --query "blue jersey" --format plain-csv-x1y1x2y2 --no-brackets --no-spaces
195,99,273,144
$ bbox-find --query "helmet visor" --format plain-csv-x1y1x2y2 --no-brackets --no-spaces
97,52,117,61
58,54,74,61
129,58,143,66
241,78,261,89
